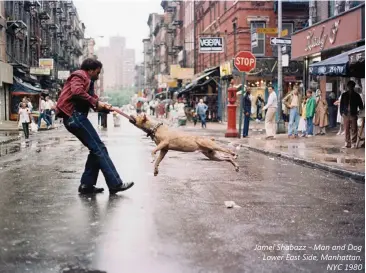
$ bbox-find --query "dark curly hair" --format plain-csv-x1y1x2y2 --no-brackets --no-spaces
80,58,103,71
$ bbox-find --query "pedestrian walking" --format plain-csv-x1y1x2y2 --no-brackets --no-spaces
314,89,329,135
38,97,51,130
45,96,54,127
196,99,208,128
305,89,316,137
56,58,134,194
263,86,277,139
18,102,32,140
242,88,252,137
298,97,307,137
340,80,364,148
283,86,302,138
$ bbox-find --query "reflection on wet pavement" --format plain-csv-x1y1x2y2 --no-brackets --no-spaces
0,114,363,273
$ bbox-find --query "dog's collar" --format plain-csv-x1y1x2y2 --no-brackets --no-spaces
147,122,163,138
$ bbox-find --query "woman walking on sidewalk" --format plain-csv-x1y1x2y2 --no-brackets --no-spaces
18,102,32,141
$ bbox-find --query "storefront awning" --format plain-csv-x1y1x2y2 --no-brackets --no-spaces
309,45,365,77
9,77,45,95
349,49,365,65
178,69,218,96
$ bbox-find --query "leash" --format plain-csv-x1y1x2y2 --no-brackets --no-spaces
110,107,135,123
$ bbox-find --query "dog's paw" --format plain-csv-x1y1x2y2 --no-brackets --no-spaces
233,154,238,159
154,170,159,176
235,166,240,172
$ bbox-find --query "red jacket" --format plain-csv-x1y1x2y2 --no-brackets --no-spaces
56,70,99,117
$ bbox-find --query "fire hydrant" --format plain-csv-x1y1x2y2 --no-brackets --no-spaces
225,80,239,137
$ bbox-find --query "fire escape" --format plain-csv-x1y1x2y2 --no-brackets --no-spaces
39,1,51,59
24,1,41,68
171,1,183,66
165,3,177,73
5,1,29,70
69,5,83,71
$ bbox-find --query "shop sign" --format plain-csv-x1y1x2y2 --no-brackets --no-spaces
305,20,340,52
199,37,224,53
39,58,54,69
291,6,363,59
30,67,51,75
309,65,346,76
58,70,70,80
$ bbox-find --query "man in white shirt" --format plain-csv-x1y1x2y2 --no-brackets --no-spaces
38,97,51,129
45,96,54,126
263,86,278,139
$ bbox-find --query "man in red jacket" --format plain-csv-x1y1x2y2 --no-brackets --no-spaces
57,58,134,194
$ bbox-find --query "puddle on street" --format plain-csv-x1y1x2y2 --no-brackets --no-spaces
0,143,21,157
0,132,19,137
323,156,364,165
322,147,342,154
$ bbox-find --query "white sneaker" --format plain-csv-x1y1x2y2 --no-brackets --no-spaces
351,144,357,149
306,135,313,138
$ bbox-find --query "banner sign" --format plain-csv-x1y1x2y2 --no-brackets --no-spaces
39,58,54,69
30,67,51,75
58,70,70,80
199,37,224,53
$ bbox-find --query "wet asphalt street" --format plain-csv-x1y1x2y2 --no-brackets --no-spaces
0,114,364,273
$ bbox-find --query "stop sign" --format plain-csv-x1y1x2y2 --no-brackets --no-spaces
234,51,256,72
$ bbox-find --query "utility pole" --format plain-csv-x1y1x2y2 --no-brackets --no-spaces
276,0,285,133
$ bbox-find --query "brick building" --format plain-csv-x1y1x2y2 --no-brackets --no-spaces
187,1,308,121
292,0,364,100
1,0,86,121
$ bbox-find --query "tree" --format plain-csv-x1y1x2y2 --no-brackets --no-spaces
105,88,136,107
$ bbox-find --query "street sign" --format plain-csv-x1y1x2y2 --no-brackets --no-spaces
281,29,288,37
257,28,278,34
270,37,292,45
234,51,256,73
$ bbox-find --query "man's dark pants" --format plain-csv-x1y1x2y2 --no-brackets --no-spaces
63,111,123,188
243,115,250,137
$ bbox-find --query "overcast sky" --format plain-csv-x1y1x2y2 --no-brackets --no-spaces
74,0,163,64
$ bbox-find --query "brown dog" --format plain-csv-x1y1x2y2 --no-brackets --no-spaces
129,114,239,176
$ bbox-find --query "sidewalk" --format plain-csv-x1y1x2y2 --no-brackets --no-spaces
177,120,365,182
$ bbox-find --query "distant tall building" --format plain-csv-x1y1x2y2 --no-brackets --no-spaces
97,36,135,90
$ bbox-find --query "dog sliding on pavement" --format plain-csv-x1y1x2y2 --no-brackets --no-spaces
129,114,239,176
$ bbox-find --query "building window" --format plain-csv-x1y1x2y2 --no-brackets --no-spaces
329,0,336,17
282,22,294,38
251,22,265,56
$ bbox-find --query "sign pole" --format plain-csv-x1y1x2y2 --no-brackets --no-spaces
238,72,245,138
276,0,286,133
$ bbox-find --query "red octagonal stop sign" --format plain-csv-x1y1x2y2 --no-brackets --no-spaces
234,51,256,73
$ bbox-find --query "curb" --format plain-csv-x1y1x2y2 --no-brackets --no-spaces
0,136,21,145
218,139,365,183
